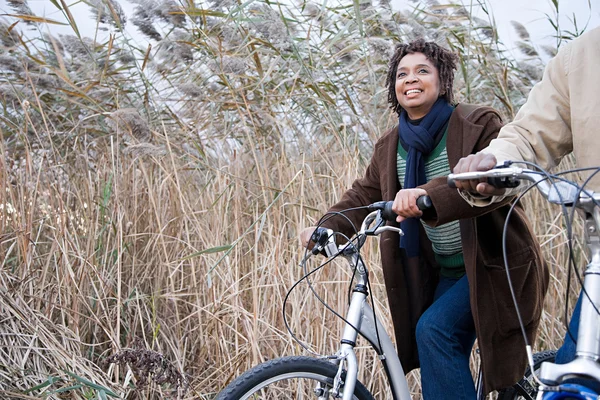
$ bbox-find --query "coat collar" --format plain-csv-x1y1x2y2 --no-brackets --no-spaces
387,103,490,173
446,104,485,169
383,103,494,199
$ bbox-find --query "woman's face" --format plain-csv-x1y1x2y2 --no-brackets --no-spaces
395,52,441,120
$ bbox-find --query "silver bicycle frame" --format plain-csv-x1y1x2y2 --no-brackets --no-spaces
313,207,490,399
317,211,412,400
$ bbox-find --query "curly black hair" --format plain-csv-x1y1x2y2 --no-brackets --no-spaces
385,39,458,116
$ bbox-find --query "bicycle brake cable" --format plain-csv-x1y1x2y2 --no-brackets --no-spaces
283,209,365,354
284,206,386,356
500,161,567,385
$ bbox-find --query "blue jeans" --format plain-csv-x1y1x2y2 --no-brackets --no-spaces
416,275,477,400
555,293,581,365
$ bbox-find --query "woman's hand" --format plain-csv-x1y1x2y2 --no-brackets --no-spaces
299,226,317,249
392,188,428,223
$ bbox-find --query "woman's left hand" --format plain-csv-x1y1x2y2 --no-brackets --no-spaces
392,188,428,223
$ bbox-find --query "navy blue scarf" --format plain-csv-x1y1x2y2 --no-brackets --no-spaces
398,98,454,257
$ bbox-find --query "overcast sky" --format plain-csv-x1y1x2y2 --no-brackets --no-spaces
461,0,600,56
2,0,599,55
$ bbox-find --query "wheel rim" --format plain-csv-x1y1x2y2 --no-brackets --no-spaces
239,371,357,400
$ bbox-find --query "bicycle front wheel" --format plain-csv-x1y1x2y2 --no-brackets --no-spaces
216,355,375,400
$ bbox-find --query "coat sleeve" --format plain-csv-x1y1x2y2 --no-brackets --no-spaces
481,41,573,169
319,142,384,240
419,111,514,227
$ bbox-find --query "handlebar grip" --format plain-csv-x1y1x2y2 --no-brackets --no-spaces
375,196,432,222
381,201,397,222
416,195,432,210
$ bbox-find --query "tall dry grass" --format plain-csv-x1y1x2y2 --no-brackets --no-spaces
0,0,591,398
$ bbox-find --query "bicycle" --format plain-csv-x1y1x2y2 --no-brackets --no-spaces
216,196,550,400
448,163,600,400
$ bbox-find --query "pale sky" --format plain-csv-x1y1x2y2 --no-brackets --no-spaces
1,0,599,55
465,0,600,55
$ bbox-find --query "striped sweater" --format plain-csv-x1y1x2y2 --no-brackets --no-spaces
397,128,465,278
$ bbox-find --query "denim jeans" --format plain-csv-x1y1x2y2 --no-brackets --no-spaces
555,293,581,365
416,274,477,400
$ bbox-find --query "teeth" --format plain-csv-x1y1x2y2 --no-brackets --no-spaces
406,89,422,95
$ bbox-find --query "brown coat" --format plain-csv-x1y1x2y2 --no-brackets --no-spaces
320,104,548,393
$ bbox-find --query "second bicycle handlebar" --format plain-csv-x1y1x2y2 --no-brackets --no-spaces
448,166,600,208
309,196,432,253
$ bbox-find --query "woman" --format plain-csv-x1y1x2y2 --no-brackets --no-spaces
300,39,548,399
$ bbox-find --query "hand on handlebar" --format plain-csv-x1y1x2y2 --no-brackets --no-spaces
301,195,433,250
300,227,317,250
392,188,428,223
453,153,507,196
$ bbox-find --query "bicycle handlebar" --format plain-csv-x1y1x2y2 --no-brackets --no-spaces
448,166,600,208
368,195,432,222
447,166,524,189
308,196,432,257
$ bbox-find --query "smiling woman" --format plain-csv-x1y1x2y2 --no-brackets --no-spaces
386,40,458,118
300,39,549,399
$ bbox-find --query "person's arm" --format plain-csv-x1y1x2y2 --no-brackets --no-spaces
454,41,573,204
484,42,572,168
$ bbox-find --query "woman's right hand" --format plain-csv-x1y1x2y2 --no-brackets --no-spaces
392,188,428,222
299,227,317,250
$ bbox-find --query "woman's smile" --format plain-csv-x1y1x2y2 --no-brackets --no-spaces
404,88,423,98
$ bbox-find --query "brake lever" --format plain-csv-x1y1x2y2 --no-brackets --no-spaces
373,226,403,236
364,213,386,236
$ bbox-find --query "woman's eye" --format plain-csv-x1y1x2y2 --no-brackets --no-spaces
397,73,406,78
419,68,428,73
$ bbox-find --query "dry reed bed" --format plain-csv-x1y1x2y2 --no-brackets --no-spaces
0,128,399,398
0,0,588,398
0,125,586,399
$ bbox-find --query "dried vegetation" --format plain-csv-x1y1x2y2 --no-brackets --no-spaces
0,0,589,398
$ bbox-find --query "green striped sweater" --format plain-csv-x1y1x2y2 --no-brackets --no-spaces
397,128,465,278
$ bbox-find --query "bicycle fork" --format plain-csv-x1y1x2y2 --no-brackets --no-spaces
330,285,366,399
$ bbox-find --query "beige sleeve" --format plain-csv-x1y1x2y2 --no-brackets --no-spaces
458,187,521,207
482,42,573,169
460,42,574,207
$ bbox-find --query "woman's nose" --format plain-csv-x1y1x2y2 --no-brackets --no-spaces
405,73,418,83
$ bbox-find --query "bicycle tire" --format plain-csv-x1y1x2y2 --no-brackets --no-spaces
216,355,375,400
497,350,557,400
